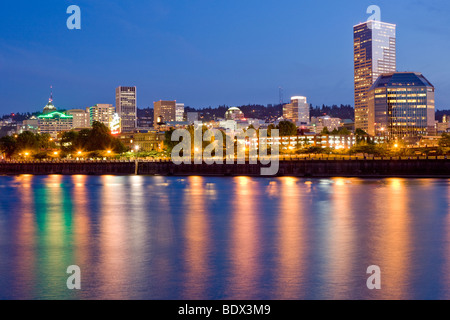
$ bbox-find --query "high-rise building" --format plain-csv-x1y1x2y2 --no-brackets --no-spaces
283,102,296,123
283,96,309,125
153,100,177,127
368,72,435,138
354,20,396,133
176,103,185,122
137,108,154,128
90,104,115,127
116,86,137,132
67,109,90,129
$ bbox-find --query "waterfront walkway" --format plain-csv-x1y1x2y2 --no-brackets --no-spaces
0,157,449,178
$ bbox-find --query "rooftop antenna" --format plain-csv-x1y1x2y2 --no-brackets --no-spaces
49,85,53,103
279,87,284,105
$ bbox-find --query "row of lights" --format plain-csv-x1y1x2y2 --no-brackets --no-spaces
22,150,113,157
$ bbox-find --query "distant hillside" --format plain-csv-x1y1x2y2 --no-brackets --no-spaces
184,104,355,122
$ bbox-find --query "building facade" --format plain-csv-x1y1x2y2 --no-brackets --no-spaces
67,109,90,129
176,103,185,122
137,108,154,128
354,20,396,132
283,96,309,125
248,134,386,151
90,104,115,127
154,100,177,127
368,72,435,138
310,116,342,133
116,86,137,132
118,131,165,152
38,112,73,138
37,96,73,138
186,112,199,124
22,117,39,134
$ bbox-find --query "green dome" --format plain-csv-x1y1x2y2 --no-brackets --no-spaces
43,101,57,114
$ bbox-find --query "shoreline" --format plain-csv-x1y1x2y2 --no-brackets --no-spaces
0,159,449,178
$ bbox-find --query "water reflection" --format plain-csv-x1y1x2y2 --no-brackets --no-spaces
98,176,130,299
227,177,262,299
275,177,307,299
12,175,36,299
0,176,449,300
32,175,77,299
443,181,450,299
323,178,356,299
182,176,212,299
72,175,90,276
370,178,411,299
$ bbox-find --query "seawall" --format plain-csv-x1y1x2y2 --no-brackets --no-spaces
0,159,449,177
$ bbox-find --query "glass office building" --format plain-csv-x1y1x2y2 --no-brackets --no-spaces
354,21,396,132
368,72,435,138
283,96,309,125
116,86,137,133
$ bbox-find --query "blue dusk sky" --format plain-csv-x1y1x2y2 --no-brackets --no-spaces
0,0,449,113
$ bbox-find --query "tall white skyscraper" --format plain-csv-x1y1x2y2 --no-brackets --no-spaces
354,20,396,132
292,96,309,124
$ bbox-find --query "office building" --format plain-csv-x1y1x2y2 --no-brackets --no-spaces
116,86,137,132
22,116,39,134
283,96,309,125
354,20,396,132
67,109,90,129
311,116,342,133
90,104,115,127
154,100,177,127
176,103,185,122
368,72,435,138
137,108,154,128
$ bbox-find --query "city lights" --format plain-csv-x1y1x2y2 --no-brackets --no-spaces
0,1,450,304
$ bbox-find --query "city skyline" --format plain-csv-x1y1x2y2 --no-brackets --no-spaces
1,0,450,113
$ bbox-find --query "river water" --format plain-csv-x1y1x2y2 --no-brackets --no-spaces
0,175,449,300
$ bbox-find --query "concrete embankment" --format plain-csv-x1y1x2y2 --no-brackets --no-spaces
0,159,449,177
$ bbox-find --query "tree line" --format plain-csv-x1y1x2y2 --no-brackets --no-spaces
0,121,126,159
